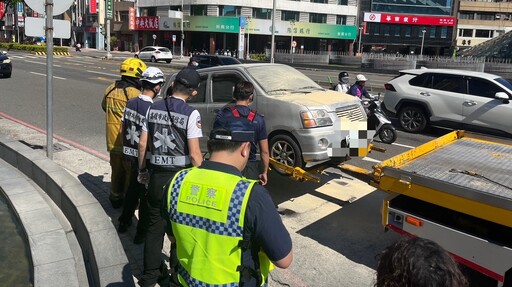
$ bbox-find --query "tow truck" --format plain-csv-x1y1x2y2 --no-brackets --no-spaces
340,130,512,286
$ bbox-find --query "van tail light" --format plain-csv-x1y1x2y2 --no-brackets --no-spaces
384,83,396,91
405,216,423,227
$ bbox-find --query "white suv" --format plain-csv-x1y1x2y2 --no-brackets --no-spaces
383,69,512,136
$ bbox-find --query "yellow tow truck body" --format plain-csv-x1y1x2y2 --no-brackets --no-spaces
369,131,512,285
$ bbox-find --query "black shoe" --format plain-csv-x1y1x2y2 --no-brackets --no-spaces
117,219,132,233
109,196,124,209
133,232,145,244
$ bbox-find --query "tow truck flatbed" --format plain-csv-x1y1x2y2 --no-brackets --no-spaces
372,130,512,228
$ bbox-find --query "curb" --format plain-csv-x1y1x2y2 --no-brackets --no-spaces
0,133,134,286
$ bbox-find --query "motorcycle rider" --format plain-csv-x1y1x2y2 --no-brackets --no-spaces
348,74,370,100
335,71,351,93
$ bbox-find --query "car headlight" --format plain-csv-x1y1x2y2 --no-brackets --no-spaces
2,59,11,64
300,109,333,128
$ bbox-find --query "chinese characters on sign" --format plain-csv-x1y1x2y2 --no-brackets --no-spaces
135,16,160,31
129,7,135,30
364,12,456,26
89,0,97,14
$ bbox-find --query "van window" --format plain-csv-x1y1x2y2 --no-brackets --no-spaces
432,74,466,93
468,78,505,98
212,74,244,103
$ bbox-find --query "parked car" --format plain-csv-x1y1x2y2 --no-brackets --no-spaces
382,68,512,137
161,63,372,170
134,46,173,63
0,51,12,78
193,55,241,68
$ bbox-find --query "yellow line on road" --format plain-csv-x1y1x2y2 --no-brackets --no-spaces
94,77,114,82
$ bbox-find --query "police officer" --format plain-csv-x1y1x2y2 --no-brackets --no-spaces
137,68,203,286
164,120,293,287
214,81,269,185
102,58,147,208
118,67,165,245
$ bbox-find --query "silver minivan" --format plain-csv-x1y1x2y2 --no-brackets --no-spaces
163,63,371,168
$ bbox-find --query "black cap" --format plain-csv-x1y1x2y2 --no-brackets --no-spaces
210,119,255,142
175,68,200,89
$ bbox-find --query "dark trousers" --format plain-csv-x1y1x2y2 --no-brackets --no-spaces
139,170,177,286
242,160,261,181
118,157,148,235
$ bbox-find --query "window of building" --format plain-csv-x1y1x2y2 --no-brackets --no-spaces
458,29,472,37
430,26,436,37
383,24,390,35
459,12,474,20
337,0,348,4
475,29,493,38
371,0,452,16
405,26,411,37
253,8,272,19
309,13,327,23
336,15,346,25
476,12,495,20
281,10,299,21
441,26,447,38
311,0,328,3
191,5,207,16
119,11,128,22
394,26,401,36
219,5,240,17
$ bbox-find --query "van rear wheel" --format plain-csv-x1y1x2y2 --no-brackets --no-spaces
270,135,304,175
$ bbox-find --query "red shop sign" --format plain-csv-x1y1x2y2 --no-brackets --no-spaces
381,13,456,26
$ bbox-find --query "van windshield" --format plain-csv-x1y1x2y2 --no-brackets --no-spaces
247,65,323,96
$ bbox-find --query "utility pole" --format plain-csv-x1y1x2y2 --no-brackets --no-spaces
420,29,426,56
180,0,184,58
45,0,54,159
358,26,363,54
270,0,276,63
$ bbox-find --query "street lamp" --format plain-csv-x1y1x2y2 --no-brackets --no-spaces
420,29,426,56
358,26,363,54
270,0,276,63
180,0,184,58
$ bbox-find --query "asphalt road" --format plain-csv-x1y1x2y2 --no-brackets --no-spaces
0,50,454,286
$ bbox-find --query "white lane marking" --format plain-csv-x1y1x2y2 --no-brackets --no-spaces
86,70,118,77
391,142,415,149
30,71,66,80
362,156,381,163
24,60,62,67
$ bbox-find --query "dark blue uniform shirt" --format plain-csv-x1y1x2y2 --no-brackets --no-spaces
214,105,268,161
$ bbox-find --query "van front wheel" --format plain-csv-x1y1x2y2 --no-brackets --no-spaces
270,135,304,175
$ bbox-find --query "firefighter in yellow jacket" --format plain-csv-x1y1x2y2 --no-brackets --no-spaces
102,58,147,208
164,119,293,286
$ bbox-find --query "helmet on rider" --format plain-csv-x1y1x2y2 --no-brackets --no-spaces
120,58,147,78
355,74,368,82
141,67,165,85
339,71,350,83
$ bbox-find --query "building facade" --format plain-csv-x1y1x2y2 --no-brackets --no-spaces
135,0,359,55
456,0,512,50
358,0,457,55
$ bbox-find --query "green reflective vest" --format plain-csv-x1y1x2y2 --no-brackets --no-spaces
166,167,273,286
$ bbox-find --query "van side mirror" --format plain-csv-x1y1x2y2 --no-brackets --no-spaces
495,92,510,104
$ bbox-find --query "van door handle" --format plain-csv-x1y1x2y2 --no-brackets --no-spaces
419,92,430,96
464,100,477,106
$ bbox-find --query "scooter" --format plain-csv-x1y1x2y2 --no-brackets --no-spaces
362,94,397,144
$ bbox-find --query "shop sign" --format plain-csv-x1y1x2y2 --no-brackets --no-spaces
135,16,159,30
0,2,5,19
89,0,97,14
364,12,456,26
129,7,135,30
106,0,113,20
160,16,238,33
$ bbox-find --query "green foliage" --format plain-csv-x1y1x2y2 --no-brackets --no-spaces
250,53,267,61
110,36,118,47
0,43,69,53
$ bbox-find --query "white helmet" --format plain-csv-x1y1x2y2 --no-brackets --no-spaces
141,67,165,84
356,74,368,82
